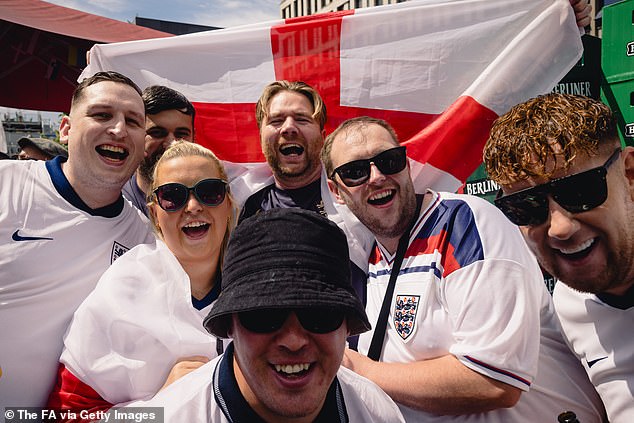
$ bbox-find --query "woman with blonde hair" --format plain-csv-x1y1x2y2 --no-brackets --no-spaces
48,141,236,413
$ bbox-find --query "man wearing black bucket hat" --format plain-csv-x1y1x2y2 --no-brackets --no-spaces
120,208,405,422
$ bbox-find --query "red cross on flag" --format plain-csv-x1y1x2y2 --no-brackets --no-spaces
82,0,582,190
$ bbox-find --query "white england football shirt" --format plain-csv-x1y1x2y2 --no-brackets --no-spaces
0,158,155,407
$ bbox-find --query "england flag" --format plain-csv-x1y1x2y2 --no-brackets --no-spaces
81,0,583,192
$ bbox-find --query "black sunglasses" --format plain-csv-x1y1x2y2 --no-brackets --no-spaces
331,146,407,187
494,148,621,226
238,308,345,334
153,178,228,212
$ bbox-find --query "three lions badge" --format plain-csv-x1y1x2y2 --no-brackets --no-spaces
394,295,420,340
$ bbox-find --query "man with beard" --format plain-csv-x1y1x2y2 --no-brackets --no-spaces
235,81,373,314
321,116,605,422
238,81,328,220
483,93,633,423
122,85,195,215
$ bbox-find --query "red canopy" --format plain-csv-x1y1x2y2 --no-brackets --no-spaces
0,0,172,112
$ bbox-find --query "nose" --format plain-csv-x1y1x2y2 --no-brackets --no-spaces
162,134,178,149
184,191,203,212
546,197,580,240
276,312,309,352
280,117,298,137
367,162,386,185
108,115,128,139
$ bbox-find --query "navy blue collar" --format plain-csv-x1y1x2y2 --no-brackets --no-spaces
192,272,221,311
46,156,124,217
213,343,348,422
597,283,634,310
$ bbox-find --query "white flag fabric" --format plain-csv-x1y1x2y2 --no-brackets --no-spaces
82,0,582,190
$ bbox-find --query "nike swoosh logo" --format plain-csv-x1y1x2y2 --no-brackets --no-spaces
12,230,53,241
587,356,608,368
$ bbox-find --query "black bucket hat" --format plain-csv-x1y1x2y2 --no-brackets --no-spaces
204,208,370,338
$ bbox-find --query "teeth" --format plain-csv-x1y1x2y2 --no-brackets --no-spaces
283,143,301,149
274,363,310,374
559,238,594,255
369,190,392,201
184,221,207,228
99,145,125,153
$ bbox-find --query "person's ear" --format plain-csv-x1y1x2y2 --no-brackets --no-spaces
327,179,346,205
59,115,71,145
227,316,235,338
622,146,634,200
148,203,162,237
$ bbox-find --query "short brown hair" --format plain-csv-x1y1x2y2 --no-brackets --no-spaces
321,116,399,178
72,71,142,109
483,93,619,186
255,80,327,130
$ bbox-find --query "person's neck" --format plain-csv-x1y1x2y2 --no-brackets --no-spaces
180,253,220,300
61,162,121,209
603,279,634,297
136,170,151,197
273,167,321,191
377,192,429,256
377,235,402,256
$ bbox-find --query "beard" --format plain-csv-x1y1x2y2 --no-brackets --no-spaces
343,179,417,241
261,136,322,181
138,146,166,184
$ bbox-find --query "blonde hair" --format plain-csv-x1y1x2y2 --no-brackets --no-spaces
255,80,327,130
148,140,237,266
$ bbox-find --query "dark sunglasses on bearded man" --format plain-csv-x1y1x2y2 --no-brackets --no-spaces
494,148,621,226
331,146,407,187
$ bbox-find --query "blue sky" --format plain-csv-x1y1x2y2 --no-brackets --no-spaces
1,1,282,126
45,0,281,28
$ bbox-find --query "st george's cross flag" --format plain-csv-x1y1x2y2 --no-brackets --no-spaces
81,0,583,193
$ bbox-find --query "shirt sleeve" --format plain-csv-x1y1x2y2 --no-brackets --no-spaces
442,258,544,391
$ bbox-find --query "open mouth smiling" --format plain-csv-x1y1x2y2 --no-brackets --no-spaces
280,143,304,156
274,363,311,378
96,144,129,161
182,221,210,237
368,189,395,206
556,238,595,260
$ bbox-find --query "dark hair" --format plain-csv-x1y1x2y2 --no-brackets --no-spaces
255,80,327,130
484,93,620,185
72,71,142,108
142,85,196,123
321,116,399,178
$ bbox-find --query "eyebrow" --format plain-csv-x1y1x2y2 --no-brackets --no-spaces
86,103,144,119
268,110,314,119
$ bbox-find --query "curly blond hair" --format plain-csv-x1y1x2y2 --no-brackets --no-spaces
483,93,619,185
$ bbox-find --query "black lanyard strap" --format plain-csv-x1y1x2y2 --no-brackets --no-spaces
367,195,423,361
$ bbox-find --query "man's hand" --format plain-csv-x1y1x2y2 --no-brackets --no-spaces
160,355,210,390
570,0,592,29
342,347,374,376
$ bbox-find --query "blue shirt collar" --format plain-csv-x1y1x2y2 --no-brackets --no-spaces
46,156,125,217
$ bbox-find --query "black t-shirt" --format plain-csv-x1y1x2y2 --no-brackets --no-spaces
238,178,326,223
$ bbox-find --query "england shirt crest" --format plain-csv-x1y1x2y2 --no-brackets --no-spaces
394,295,420,340
111,241,130,263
